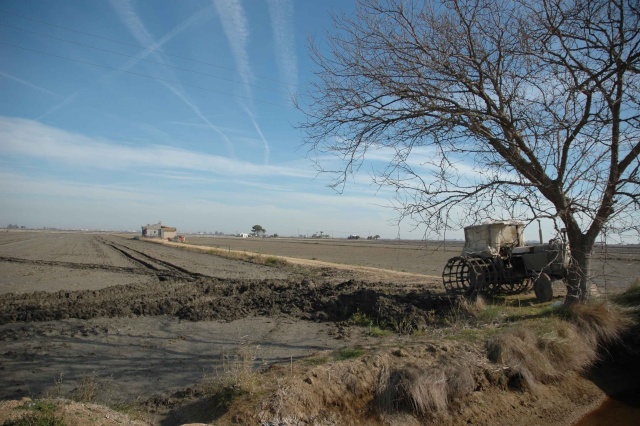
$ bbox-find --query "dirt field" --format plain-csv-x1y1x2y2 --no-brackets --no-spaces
189,234,640,291
0,232,445,423
0,231,638,425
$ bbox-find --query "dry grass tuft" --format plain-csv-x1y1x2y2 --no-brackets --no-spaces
444,296,488,327
613,279,640,310
376,365,448,416
536,320,596,374
376,359,475,417
486,298,632,391
73,373,99,402
204,346,262,399
442,361,475,401
486,328,557,389
563,300,632,347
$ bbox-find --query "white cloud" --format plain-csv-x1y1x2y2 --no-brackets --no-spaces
110,0,157,53
0,71,61,98
0,171,151,201
110,1,237,156
242,106,270,164
0,117,310,178
36,92,79,121
161,82,237,157
110,1,213,73
212,0,254,94
267,0,298,89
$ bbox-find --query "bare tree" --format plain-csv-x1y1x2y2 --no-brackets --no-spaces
299,0,640,303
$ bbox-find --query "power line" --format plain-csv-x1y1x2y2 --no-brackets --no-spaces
1,9,298,88
0,41,293,109
0,22,292,96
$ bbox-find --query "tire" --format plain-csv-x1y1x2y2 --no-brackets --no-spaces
533,273,553,302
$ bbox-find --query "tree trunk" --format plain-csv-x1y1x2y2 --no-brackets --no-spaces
565,239,593,305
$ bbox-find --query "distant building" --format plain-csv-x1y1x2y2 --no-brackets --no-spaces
141,223,177,240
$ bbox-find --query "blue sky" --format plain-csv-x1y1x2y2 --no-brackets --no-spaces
0,0,421,238
2,0,621,244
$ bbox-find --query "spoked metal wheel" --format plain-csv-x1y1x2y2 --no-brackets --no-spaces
490,277,534,296
442,256,499,297
442,256,473,295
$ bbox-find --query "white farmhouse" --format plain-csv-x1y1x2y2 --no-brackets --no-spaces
141,223,177,240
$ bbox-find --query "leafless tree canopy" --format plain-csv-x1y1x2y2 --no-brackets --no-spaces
299,0,640,301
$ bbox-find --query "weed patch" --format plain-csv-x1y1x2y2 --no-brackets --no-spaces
613,280,640,308
367,326,389,337
302,355,330,366
351,311,373,327
334,348,366,360
202,346,263,412
264,257,278,267
6,400,66,426
73,373,98,402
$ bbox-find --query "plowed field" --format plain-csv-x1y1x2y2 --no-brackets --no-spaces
0,232,444,418
0,231,637,425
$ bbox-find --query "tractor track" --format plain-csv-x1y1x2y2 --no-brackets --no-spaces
0,255,143,275
0,238,208,282
103,240,208,281
0,237,33,246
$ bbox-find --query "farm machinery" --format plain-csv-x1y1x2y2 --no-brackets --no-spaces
442,221,570,302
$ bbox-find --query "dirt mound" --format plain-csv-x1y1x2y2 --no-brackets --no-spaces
152,340,605,426
0,277,452,333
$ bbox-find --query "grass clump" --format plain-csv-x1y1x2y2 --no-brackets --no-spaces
5,400,66,426
377,366,448,415
486,299,632,391
559,300,632,347
613,280,640,308
348,312,391,337
302,355,331,366
202,346,263,415
263,256,286,267
367,326,389,337
17,401,57,413
3,415,66,426
351,311,373,327
73,373,99,402
376,360,474,417
334,348,366,360
444,296,489,326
